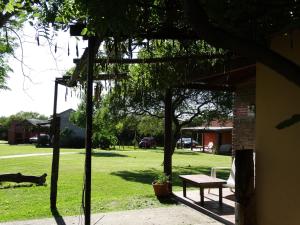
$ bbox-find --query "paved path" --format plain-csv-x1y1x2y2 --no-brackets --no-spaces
0,152,76,159
0,205,223,225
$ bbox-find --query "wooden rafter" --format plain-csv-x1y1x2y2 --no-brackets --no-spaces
73,54,226,65
183,0,300,88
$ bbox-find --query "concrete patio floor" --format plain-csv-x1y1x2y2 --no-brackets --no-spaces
174,188,235,225
0,205,225,225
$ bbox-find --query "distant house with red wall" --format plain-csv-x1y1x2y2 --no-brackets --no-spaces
8,119,49,144
181,120,233,153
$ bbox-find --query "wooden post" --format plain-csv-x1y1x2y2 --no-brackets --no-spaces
164,88,172,192
190,134,193,151
84,37,96,225
235,149,256,225
216,132,222,154
50,79,60,210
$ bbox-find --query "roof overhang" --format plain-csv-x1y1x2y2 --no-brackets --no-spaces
181,126,233,132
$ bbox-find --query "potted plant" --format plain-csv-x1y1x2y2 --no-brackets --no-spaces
152,173,170,197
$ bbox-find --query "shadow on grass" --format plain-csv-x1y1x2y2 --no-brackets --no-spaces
174,151,200,155
0,183,47,189
51,208,66,225
111,165,229,187
79,152,128,157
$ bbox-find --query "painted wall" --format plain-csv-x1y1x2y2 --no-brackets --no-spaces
58,109,85,138
203,132,216,146
203,131,232,146
256,30,300,225
221,132,232,145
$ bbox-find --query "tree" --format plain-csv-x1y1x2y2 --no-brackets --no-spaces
0,0,75,89
106,40,232,154
1,0,298,88
1,111,47,128
42,0,300,88
137,116,164,138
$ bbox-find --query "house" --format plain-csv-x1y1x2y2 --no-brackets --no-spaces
56,109,85,148
7,119,50,144
254,30,300,225
181,120,233,153
175,30,300,225
231,29,300,225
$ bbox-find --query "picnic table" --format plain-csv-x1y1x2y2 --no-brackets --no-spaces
179,174,226,206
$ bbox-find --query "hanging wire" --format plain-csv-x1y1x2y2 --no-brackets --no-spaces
94,83,100,102
76,41,79,57
65,87,68,101
128,39,133,59
36,32,40,46
5,28,9,49
68,41,70,56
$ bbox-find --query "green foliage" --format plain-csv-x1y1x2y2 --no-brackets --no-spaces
137,116,163,137
60,127,74,137
92,131,117,149
0,29,14,90
0,111,48,129
29,0,299,47
154,173,169,184
69,102,86,128
109,40,232,138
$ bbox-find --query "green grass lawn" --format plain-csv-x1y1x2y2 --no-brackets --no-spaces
0,144,231,222
0,143,80,156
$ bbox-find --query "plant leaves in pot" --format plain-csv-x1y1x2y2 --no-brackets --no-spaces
152,173,170,197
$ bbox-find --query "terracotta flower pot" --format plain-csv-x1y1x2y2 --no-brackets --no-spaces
152,181,170,197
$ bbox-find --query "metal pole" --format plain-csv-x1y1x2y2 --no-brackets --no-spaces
50,79,60,210
84,37,96,225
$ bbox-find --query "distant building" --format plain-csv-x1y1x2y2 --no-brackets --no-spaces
181,120,233,154
8,119,50,144
56,109,85,148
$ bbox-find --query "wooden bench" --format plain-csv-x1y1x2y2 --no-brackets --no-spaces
179,174,226,206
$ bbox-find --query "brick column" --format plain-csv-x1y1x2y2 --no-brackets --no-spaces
232,78,256,153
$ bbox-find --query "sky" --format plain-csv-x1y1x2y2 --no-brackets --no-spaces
0,23,88,117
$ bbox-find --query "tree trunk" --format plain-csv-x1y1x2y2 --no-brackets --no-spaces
164,88,173,177
0,173,47,185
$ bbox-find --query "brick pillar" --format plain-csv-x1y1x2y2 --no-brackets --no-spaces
232,78,256,153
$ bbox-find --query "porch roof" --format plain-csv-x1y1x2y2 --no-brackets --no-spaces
181,126,233,132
